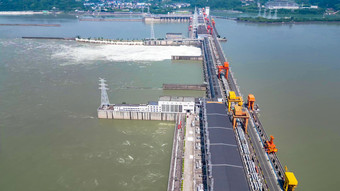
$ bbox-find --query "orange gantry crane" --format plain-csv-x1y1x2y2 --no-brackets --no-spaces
247,94,256,111
217,62,229,80
232,105,249,133
264,135,278,154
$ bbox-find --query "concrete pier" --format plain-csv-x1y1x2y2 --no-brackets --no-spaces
76,38,201,47
167,114,185,191
98,110,178,121
163,84,206,91
143,15,191,23
144,39,201,47
79,18,142,22
171,55,203,61
76,38,144,45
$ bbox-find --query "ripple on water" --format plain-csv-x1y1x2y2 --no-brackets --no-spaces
122,140,131,146
142,143,154,149
116,154,134,165
132,170,164,184
117,158,125,164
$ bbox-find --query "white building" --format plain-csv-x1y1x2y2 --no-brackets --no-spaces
108,96,195,113
147,101,161,112
113,104,149,112
265,0,299,10
205,7,210,16
158,96,195,113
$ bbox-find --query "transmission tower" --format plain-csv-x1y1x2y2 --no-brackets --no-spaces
258,1,262,17
99,78,110,107
274,9,278,19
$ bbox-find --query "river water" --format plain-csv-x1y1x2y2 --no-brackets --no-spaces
0,14,339,191
0,15,203,191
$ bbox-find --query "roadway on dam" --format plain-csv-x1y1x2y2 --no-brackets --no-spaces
204,101,250,191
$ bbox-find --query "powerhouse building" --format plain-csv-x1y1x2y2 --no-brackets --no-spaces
108,96,195,113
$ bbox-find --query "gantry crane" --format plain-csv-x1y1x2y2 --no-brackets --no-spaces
247,94,256,111
232,105,249,133
227,91,243,112
217,62,229,80
283,166,298,191
264,135,278,154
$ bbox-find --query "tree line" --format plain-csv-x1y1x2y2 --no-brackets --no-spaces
0,0,83,11
172,0,340,10
0,0,339,11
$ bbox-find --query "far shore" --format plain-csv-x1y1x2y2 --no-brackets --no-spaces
235,18,340,24
0,11,62,15
0,11,146,16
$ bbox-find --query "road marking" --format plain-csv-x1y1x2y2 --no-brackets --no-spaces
208,126,233,130
211,164,244,168
206,113,228,116
210,143,237,147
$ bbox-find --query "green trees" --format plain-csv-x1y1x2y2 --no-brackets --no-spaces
238,16,340,23
0,0,339,12
310,0,340,9
180,0,242,10
0,0,83,11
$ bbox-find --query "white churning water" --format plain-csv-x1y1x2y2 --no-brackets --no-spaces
52,44,202,63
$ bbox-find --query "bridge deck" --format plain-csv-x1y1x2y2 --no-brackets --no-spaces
205,102,250,191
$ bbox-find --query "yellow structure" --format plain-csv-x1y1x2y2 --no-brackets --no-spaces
284,166,298,191
227,91,243,112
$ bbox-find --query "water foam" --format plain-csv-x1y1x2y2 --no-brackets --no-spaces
52,44,201,64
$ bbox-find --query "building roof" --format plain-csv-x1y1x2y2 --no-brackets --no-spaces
166,33,182,35
159,96,195,102
114,104,147,107
148,101,158,105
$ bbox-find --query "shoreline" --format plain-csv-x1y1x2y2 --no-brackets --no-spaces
0,11,47,15
233,16,340,24
0,11,145,16
1,23,60,27
235,19,340,24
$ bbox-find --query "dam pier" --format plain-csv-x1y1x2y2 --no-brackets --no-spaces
97,7,298,191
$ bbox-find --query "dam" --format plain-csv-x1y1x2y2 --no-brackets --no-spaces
96,7,298,191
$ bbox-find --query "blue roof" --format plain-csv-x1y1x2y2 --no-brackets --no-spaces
148,101,158,105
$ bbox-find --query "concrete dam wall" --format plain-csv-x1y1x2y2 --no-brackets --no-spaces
98,110,178,121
